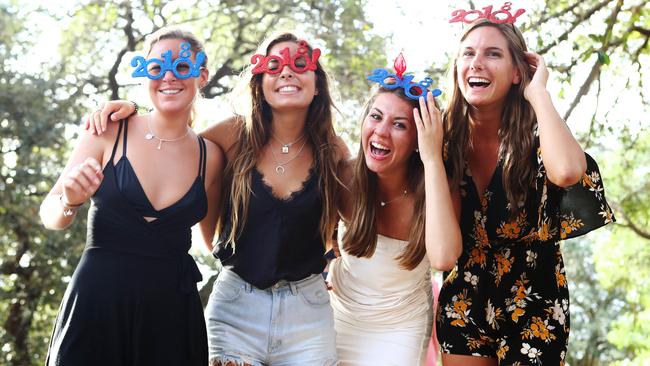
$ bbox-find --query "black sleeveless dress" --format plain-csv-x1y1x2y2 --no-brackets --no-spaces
46,120,208,366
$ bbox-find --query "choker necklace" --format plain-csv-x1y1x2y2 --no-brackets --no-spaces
145,115,190,150
379,189,408,207
270,138,308,174
271,131,305,154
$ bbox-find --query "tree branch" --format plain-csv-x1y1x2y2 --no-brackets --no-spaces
528,1,583,30
202,6,284,98
563,0,624,121
563,59,601,121
108,2,137,100
537,0,612,55
618,211,650,240
610,202,650,240
632,26,650,37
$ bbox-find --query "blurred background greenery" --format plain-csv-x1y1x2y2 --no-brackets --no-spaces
1,0,648,365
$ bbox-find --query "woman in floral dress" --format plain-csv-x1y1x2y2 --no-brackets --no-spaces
436,18,615,365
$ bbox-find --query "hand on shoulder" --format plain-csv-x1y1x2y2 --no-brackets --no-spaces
85,100,137,135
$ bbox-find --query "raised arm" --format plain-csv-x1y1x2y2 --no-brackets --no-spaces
414,92,462,271
198,115,244,160
524,52,586,187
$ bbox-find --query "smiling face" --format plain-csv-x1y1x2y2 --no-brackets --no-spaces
361,92,418,177
456,25,521,109
261,41,317,112
147,38,207,114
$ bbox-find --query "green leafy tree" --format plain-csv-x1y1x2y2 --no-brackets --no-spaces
563,238,632,365
520,1,650,363
593,128,650,365
1,3,87,366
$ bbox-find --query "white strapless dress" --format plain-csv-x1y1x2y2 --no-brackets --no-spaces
328,234,433,366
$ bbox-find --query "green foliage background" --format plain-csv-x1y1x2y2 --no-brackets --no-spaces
0,0,648,365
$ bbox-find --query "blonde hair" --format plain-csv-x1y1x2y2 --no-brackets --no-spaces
221,32,342,248
146,27,208,127
444,18,536,211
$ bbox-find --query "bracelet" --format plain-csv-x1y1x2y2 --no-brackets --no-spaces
59,193,83,217
129,100,140,116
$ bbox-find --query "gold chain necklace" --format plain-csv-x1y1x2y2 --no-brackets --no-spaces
144,115,190,150
379,189,408,207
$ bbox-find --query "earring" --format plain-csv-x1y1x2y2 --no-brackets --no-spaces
415,148,419,153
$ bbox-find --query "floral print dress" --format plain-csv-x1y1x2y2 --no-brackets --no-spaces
436,137,614,365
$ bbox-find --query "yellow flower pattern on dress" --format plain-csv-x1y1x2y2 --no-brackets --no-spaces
497,211,526,240
521,316,557,343
496,339,509,361
492,249,513,286
559,214,584,239
437,132,614,365
443,290,472,327
466,335,494,351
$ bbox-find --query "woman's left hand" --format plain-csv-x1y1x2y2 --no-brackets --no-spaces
523,51,550,102
413,91,443,164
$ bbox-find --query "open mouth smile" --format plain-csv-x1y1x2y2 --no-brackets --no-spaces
467,76,491,88
370,141,391,157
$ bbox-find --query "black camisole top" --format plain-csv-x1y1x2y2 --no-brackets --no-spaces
214,166,326,289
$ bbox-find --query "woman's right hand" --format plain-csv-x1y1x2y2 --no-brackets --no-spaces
61,157,104,206
86,100,135,135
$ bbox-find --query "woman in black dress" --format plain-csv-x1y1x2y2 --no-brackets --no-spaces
83,31,348,366
436,18,615,365
39,28,223,365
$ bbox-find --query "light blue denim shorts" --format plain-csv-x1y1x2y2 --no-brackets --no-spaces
205,268,337,366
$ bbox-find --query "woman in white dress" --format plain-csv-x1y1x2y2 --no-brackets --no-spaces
329,77,462,365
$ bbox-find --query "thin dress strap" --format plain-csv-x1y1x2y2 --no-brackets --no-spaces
109,120,125,161
197,136,207,184
121,119,129,157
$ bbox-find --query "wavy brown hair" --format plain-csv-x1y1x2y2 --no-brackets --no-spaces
222,32,341,247
343,87,434,270
444,18,536,211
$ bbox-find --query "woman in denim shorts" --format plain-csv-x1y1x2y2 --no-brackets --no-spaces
202,32,348,366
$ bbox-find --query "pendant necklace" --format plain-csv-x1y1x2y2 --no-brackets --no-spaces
379,189,408,207
145,115,190,150
270,138,308,174
271,131,305,154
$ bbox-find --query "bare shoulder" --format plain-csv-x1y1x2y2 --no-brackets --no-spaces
337,157,356,220
332,135,352,162
203,138,225,172
338,157,355,187
199,115,243,153
78,115,126,164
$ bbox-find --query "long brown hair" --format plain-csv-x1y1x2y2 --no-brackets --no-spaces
444,18,536,211
222,32,341,247
146,27,208,127
343,87,430,270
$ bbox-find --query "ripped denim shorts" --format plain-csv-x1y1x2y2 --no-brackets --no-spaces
205,268,337,365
